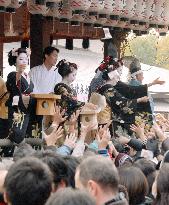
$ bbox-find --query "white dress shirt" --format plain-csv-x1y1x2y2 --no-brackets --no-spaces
29,64,62,94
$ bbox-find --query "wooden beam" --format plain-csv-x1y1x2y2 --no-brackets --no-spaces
0,36,22,43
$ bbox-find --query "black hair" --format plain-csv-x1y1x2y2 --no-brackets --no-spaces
56,59,78,78
98,56,123,81
133,158,156,195
63,156,81,188
8,48,27,66
43,46,59,61
118,166,148,205
33,150,69,189
46,187,96,205
4,157,52,205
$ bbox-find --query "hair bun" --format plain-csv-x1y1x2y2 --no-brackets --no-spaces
8,48,27,67
56,59,77,78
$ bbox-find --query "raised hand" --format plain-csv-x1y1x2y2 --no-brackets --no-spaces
68,110,80,125
118,135,130,145
96,128,111,149
130,123,146,140
80,121,97,141
43,126,64,146
52,105,67,125
64,133,77,150
152,77,165,85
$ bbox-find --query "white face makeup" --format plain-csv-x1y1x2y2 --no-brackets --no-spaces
108,70,120,86
117,66,123,76
66,69,77,84
16,53,28,72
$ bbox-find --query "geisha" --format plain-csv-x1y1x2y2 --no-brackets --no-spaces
6,48,41,144
89,56,151,137
54,59,96,118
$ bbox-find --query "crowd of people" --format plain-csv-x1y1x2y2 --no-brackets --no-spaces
0,45,169,205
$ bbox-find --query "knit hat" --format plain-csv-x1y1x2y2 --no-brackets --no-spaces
115,153,133,167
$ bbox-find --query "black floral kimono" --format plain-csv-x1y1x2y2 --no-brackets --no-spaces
54,83,85,118
6,72,42,144
90,72,153,136
97,84,152,137
114,81,153,132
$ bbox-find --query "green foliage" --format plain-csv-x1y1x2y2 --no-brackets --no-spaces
122,32,169,69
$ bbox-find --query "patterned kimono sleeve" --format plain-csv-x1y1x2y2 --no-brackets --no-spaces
114,81,148,99
55,83,85,118
60,95,85,117
103,87,137,123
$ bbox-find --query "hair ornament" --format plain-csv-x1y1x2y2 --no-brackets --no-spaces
98,56,123,72
26,48,31,56
12,48,18,57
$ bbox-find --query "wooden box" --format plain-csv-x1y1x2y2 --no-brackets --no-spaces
80,109,100,130
31,94,61,115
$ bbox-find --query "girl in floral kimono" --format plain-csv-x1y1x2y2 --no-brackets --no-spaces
54,59,84,118
6,48,41,145
54,59,96,118
89,56,150,137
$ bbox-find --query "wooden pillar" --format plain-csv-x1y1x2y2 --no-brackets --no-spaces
0,13,5,77
30,15,52,68
104,30,127,59
104,39,118,59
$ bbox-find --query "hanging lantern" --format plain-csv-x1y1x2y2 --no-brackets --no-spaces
103,20,113,29
145,0,156,23
94,17,107,28
70,0,91,15
69,0,91,25
27,0,48,15
126,20,138,31
152,0,165,25
133,0,147,21
157,25,168,35
83,15,96,26
122,0,136,19
58,0,72,23
103,17,119,29
163,0,169,25
70,14,84,26
43,3,59,20
6,0,22,13
99,0,113,16
111,0,125,16
46,0,61,7
0,0,11,12
135,21,149,31
88,0,104,16
118,17,128,28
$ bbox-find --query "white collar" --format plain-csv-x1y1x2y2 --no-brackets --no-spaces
42,63,55,71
